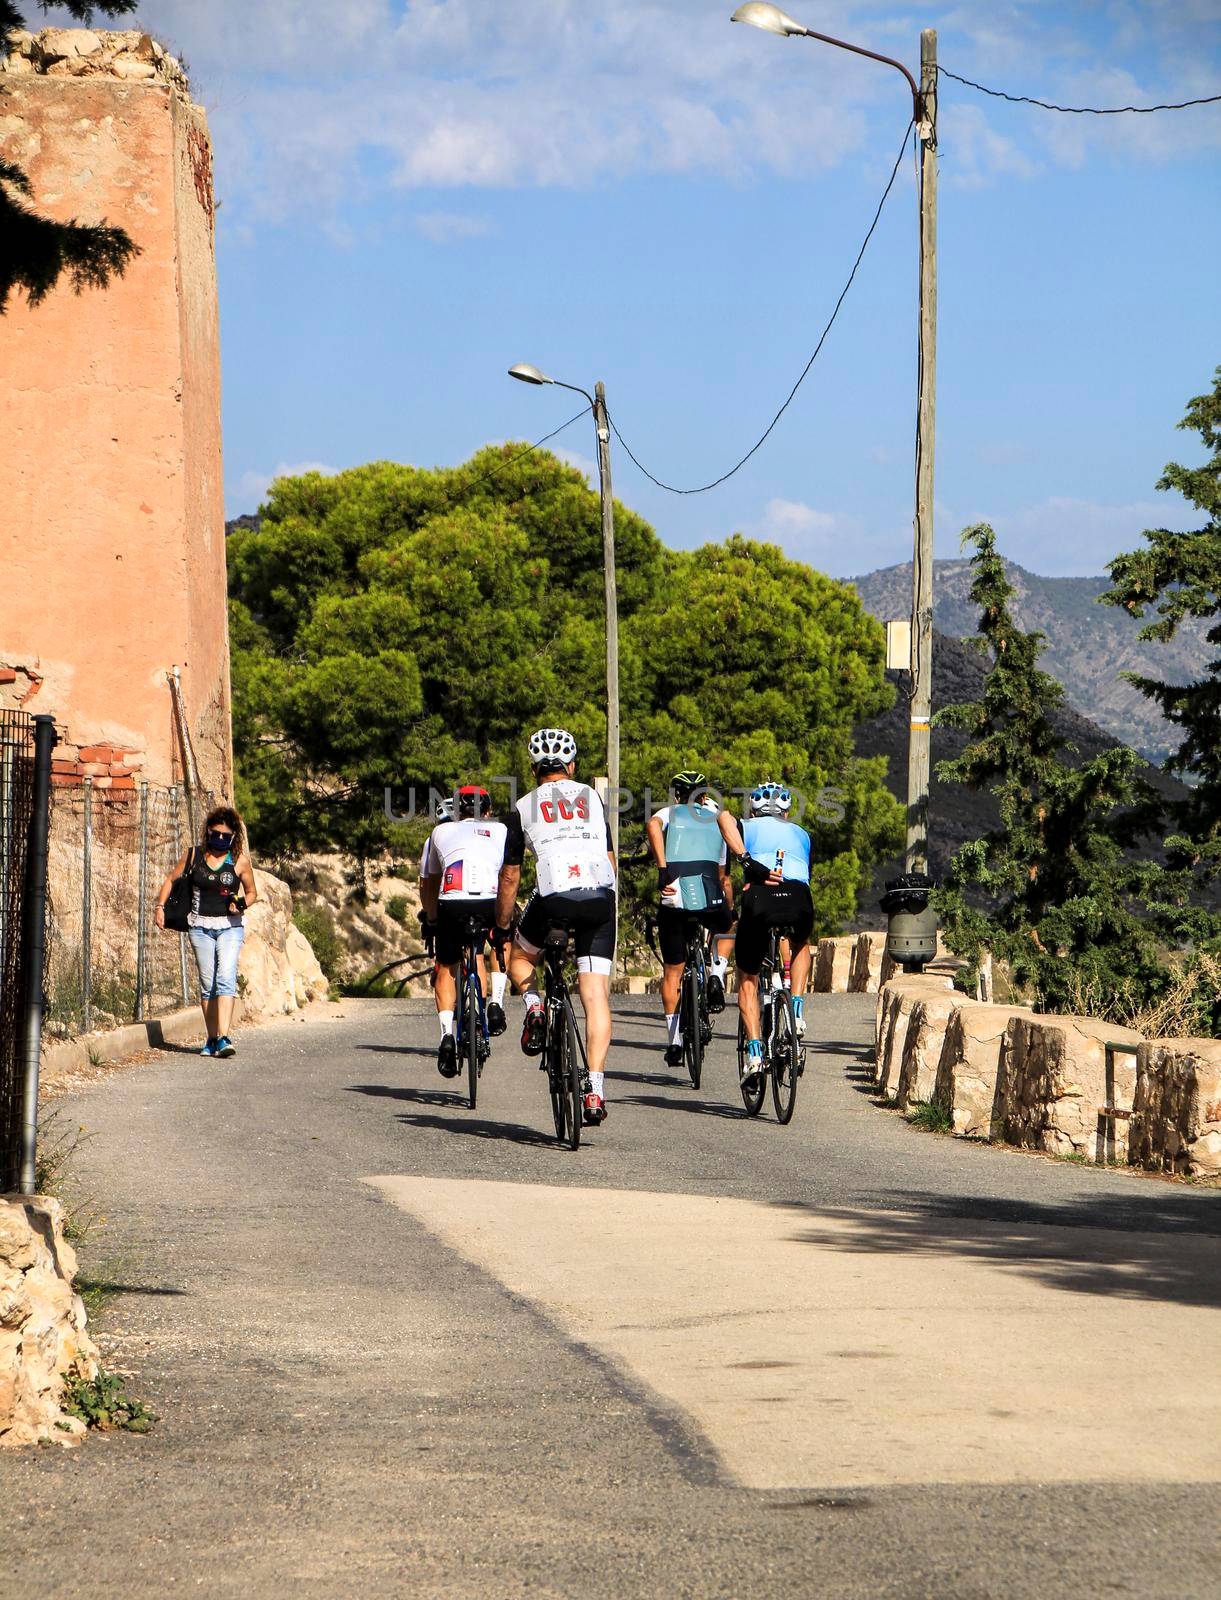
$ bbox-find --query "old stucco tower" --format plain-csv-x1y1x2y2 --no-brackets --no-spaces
0,29,231,797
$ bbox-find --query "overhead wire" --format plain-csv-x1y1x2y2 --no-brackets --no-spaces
937,65,1221,115
605,114,915,496
450,405,592,504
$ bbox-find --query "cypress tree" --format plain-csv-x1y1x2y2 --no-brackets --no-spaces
934,523,1163,1014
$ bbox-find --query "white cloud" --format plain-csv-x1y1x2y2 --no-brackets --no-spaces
91,0,1217,226
230,460,338,514
412,210,493,244
554,445,598,482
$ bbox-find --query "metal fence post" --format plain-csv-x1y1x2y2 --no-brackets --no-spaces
170,785,190,1006
18,714,56,1195
82,774,93,1034
135,779,149,1022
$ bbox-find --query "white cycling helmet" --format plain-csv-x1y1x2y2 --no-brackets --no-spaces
528,727,578,766
749,781,791,816
433,795,454,821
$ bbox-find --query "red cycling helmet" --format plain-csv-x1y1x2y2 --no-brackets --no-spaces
457,785,493,818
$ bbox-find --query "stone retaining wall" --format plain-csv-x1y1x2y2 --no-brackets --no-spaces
1,1196,98,1448
932,1004,1031,1139
1130,1038,1221,1177
812,936,855,993
1003,1016,1142,1163
869,981,1221,1176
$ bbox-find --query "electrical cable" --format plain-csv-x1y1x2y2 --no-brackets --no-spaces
937,65,1221,114
605,115,915,496
453,405,592,503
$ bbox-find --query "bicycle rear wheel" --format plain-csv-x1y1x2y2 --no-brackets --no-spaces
770,990,799,1125
682,967,703,1090
546,1004,569,1144
737,1012,765,1117
562,1002,584,1150
464,968,480,1111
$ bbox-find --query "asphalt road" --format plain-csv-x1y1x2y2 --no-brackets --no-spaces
3,994,1219,1599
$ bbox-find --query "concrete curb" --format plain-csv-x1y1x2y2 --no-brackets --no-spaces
41,1004,214,1076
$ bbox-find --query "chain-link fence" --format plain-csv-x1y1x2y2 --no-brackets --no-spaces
46,780,215,1040
1,710,37,1185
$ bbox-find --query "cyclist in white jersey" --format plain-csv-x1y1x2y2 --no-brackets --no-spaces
420,786,509,1076
495,727,615,1126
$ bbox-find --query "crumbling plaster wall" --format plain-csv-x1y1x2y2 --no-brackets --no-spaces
0,30,231,795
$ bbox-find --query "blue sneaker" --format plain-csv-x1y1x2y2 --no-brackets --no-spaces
214,1036,236,1058
199,1037,217,1057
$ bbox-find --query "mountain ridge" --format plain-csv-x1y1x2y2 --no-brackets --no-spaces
850,556,1207,765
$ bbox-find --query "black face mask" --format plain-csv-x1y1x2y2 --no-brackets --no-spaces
207,831,233,854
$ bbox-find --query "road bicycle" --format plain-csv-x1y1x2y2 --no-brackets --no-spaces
454,914,493,1111
678,921,716,1090
736,922,804,1124
539,918,593,1150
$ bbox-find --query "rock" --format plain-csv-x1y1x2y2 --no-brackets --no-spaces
0,1196,99,1449
37,28,102,60
932,1003,1031,1138
237,869,328,1022
110,57,157,80
895,991,973,1111
848,932,888,994
874,975,954,1097
1130,1038,1221,1177
812,936,855,993
1003,1015,1143,1162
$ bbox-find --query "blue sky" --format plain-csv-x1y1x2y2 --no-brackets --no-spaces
112,0,1221,577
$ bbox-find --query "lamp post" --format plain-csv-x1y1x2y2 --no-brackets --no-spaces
507,364,621,856
731,2,938,874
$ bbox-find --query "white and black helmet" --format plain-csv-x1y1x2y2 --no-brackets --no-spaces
528,727,578,766
749,781,792,816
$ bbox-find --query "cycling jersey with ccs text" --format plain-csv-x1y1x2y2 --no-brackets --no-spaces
503,781,615,895
505,781,616,975
421,817,509,901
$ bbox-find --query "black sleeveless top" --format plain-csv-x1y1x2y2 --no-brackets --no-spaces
189,850,242,921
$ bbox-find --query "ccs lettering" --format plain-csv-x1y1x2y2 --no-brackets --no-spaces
539,795,590,824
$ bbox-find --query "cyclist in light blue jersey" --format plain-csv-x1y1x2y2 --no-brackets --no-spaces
736,781,815,1085
646,771,743,1069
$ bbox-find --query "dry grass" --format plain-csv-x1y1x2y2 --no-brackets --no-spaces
1061,952,1221,1040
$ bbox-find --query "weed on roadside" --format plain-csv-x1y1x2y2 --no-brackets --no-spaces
61,1366,157,1434
907,1099,954,1134
34,1109,102,1244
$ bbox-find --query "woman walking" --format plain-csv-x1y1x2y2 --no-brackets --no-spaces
155,804,258,1058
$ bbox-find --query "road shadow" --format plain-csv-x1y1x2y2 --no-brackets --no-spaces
605,1066,686,1088
770,1188,1221,1309
620,1092,748,1121
844,1062,885,1099
354,1043,439,1060
76,1279,188,1298
390,1110,560,1148
346,1083,467,1108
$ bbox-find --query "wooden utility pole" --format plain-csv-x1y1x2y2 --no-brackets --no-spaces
906,27,938,873
593,381,620,858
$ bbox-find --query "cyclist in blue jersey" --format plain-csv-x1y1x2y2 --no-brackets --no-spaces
646,770,743,1069
736,781,815,1086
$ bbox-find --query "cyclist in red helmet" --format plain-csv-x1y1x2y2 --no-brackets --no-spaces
420,784,509,1077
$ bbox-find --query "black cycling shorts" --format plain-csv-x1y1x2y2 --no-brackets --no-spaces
516,889,616,974
734,883,814,976
657,903,734,966
434,898,497,967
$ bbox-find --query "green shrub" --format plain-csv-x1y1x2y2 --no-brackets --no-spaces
62,1366,156,1433
386,894,410,927
292,903,342,984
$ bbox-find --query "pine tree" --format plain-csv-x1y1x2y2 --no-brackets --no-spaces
0,3,141,311
1102,369,1221,1034
933,524,1163,1013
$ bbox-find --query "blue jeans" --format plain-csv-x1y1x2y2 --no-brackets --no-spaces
189,923,245,1000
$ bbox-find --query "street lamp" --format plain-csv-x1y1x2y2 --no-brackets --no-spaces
508,363,621,858
732,3,938,875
